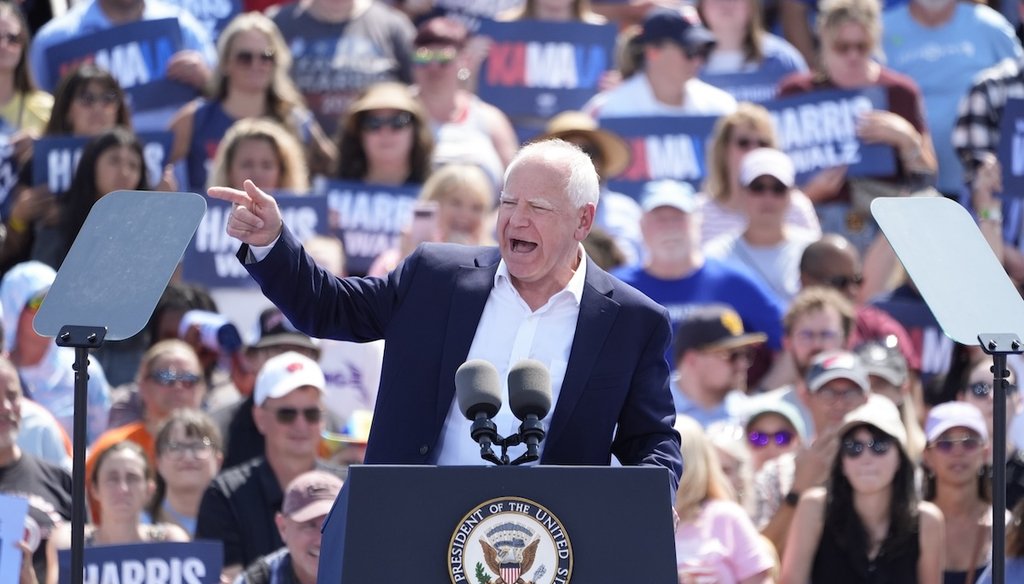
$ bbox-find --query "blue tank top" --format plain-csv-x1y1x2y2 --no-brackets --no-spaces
186,100,234,192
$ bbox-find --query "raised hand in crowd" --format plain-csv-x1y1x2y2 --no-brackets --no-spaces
801,166,847,203
164,50,212,90
856,110,935,174
208,180,283,247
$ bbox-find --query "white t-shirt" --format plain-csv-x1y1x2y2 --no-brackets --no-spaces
583,73,738,118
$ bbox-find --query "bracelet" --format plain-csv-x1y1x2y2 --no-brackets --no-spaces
979,207,1003,223
8,217,27,233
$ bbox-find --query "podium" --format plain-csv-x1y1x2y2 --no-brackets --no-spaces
318,465,678,583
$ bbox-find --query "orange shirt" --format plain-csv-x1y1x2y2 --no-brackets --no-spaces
85,422,155,523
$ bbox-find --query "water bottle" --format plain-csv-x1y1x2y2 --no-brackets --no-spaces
179,310,243,353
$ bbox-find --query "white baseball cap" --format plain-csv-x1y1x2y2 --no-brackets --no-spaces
740,148,795,189
254,351,325,406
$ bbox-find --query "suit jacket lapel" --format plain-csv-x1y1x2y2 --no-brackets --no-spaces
545,260,619,449
435,251,500,429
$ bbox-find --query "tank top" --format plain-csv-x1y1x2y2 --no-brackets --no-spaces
810,523,919,584
186,100,234,192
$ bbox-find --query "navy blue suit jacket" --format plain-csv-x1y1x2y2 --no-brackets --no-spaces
242,227,682,489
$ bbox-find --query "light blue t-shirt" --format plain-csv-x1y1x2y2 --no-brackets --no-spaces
882,3,1022,194
700,33,808,103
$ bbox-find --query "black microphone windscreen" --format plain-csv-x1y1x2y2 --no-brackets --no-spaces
507,359,552,420
456,359,502,419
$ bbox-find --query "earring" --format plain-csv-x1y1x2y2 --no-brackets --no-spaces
457,67,471,82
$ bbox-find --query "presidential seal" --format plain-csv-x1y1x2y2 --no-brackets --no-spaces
448,497,573,584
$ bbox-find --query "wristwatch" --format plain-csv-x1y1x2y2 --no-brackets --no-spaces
783,490,801,507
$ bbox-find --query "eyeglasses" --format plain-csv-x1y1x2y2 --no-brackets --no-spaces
842,436,893,458
792,329,841,344
968,381,1018,397
75,91,119,107
816,385,864,403
0,33,22,47
163,437,214,459
747,179,788,196
828,273,863,289
413,47,457,66
361,112,414,132
747,430,795,448
148,369,202,389
233,49,275,66
831,40,871,56
733,137,770,150
270,406,322,425
931,436,984,453
708,347,755,365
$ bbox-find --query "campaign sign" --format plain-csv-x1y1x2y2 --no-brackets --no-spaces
477,20,617,119
160,0,241,41
433,0,521,31
763,86,897,184
600,116,719,199
0,134,19,216
0,494,29,583
31,132,174,194
997,98,1024,196
58,541,222,584
44,19,197,112
314,179,420,276
184,192,327,288
699,69,786,104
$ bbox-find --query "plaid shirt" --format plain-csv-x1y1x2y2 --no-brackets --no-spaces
952,56,1024,183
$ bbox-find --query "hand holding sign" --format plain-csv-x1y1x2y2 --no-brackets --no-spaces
207,180,283,246
856,110,918,150
166,50,212,90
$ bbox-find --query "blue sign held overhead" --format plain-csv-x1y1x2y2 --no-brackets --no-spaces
599,116,719,200
44,18,198,112
184,193,328,288
762,86,898,184
998,98,1024,197
477,20,617,119
160,0,242,42
58,540,223,584
32,132,174,194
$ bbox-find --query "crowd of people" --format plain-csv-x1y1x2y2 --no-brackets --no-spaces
2,0,1024,582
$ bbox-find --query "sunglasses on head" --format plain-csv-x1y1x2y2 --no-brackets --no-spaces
747,430,795,448
413,47,457,66
842,435,893,458
931,436,983,453
747,179,788,196
270,406,322,425
148,369,201,389
733,137,770,150
75,91,119,107
233,49,275,66
361,112,414,132
968,381,1018,398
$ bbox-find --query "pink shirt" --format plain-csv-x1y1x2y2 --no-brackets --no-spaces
675,499,774,584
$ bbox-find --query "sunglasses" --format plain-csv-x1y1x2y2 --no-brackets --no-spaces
361,112,413,132
747,430,795,448
828,273,863,289
733,137,770,150
831,40,871,56
148,369,201,389
968,381,1018,397
233,49,275,66
413,47,457,66
843,436,893,458
710,347,755,365
931,436,984,453
816,385,864,403
747,179,788,196
270,406,322,425
75,91,119,107
0,32,22,47
163,437,214,459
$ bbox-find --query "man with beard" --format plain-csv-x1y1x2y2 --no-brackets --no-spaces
0,356,71,584
882,0,1021,199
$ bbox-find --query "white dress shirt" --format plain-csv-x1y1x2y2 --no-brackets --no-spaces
434,254,588,465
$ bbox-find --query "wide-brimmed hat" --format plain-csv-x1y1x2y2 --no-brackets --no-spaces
537,111,631,178
348,82,425,118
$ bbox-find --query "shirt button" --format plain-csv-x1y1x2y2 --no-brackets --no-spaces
419,445,429,455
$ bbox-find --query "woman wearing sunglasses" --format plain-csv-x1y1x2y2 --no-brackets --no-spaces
743,400,805,472
923,402,998,584
674,415,776,584
699,103,820,246
335,81,433,188
780,394,944,584
958,358,1019,457
169,12,335,193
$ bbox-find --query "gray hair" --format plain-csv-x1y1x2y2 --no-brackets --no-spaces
503,139,601,209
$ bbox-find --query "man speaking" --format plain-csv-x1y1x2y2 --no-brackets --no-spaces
208,139,682,486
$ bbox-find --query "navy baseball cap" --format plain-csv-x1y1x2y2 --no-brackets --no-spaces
639,8,716,52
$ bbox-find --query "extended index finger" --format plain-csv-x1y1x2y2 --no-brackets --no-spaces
207,185,251,207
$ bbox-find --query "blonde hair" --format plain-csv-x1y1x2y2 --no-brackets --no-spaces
421,164,495,207
674,416,734,520
137,339,200,385
211,13,306,130
703,103,778,202
817,0,881,48
207,117,310,191
697,0,765,64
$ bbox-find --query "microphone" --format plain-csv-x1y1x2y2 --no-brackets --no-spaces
455,359,503,465
507,359,552,465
